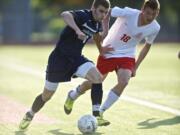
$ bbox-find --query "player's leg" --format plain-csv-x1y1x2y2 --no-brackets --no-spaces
67,73,108,101
64,81,92,115
86,56,112,126
74,56,109,117
19,50,64,130
64,56,110,126
75,56,111,126
64,67,109,126
64,61,107,114
84,67,106,114
84,66,110,126
72,58,110,126
100,68,132,115
66,81,91,103
19,81,58,130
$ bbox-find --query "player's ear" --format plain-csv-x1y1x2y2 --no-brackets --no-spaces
156,9,160,17
91,5,96,12
141,7,145,14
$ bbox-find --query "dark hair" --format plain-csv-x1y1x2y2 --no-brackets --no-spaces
92,0,110,9
143,0,160,10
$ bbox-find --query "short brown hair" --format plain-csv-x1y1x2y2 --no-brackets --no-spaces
92,0,110,9
143,0,160,10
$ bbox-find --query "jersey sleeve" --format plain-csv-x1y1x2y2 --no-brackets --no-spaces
70,10,87,26
145,31,159,44
111,7,136,18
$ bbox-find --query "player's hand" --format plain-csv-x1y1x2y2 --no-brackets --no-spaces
100,44,114,56
76,30,87,41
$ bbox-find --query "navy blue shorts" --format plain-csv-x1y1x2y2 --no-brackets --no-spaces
46,50,92,82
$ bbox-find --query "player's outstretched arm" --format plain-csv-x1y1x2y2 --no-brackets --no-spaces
61,11,86,40
133,43,151,77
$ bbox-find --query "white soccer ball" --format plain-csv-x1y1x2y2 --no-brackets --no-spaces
77,114,98,134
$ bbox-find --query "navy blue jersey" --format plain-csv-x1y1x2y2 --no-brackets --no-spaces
55,9,102,56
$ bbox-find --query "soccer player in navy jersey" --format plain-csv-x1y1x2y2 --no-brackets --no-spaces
19,0,111,130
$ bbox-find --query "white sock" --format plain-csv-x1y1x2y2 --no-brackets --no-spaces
100,90,119,113
69,86,82,100
93,104,101,112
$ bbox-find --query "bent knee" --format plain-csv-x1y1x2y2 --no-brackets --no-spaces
86,68,103,83
91,74,103,83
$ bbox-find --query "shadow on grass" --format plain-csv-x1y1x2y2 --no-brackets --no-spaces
48,128,104,135
48,129,74,135
15,130,27,135
138,116,180,129
76,132,104,135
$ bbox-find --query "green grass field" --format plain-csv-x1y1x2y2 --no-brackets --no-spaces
0,43,180,135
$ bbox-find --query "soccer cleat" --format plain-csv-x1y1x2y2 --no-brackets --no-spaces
64,90,74,115
19,112,33,130
96,113,110,126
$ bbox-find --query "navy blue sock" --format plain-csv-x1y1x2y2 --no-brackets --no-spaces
91,83,103,116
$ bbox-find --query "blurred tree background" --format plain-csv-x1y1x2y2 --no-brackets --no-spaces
0,0,179,44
